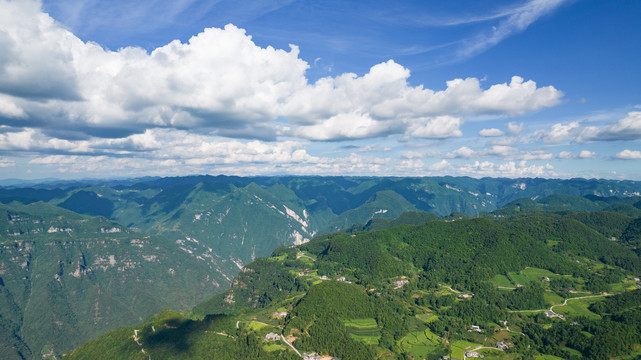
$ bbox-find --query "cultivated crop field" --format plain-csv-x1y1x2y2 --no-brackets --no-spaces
343,318,381,345
398,328,441,358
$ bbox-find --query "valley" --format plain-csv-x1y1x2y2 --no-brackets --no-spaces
1,175,641,359
66,191,641,359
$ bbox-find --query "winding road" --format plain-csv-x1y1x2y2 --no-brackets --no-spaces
508,294,612,314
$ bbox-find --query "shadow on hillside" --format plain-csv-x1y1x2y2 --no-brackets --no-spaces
144,315,225,354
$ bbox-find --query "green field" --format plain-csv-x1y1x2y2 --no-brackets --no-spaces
609,278,640,292
450,340,482,359
343,318,380,345
543,291,564,306
398,329,441,358
534,355,565,360
507,268,558,285
245,321,270,331
268,254,288,262
553,296,605,319
415,313,438,323
491,274,514,287
562,347,584,358
343,318,378,328
262,343,284,352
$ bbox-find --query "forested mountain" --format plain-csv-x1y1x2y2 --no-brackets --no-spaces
66,207,641,359
0,202,238,359
2,175,641,359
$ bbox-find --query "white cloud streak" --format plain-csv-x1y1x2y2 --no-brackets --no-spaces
457,0,569,59
479,128,504,137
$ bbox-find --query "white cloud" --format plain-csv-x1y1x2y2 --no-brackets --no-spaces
396,158,426,173
507,121,524,135
578,112,641,142
458,160,555,178
534,121,580,144
465,76,562,116
578,150,597,159
291,112,397,141
0,0,81,100
401,151,425,159
0,95,26,118
446,145,551,161
479,128,504,137
482,145,517,157
518,150,554,160
558,151,573,159
0,157,14,167
458,0,569,59
428,159,452,171
447,146,475,158
411,116,463,139
613,149,641,160
0,1,564,144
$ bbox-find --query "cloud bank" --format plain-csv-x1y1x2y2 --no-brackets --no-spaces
6,0,636,180
0,0,563,146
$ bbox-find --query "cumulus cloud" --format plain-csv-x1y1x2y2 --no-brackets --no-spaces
447,146,475,158
507,121,524,135
613,149,641,160
0,0,564,145
578,112,641,142
396,158,426,173
0,95,26,118
428,159,452,171
479,128,504,137
558,151,573,159
0,1,81,100
534,121,580,144
411,116,463,139
578,150,597,159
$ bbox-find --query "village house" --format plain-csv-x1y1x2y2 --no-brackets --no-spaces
394,280,409,289
264,332,280,341
458,293,474,299
468,325,482,332
302,352,321,360
465,350,484,358
544,310,565,319
272,311,288,319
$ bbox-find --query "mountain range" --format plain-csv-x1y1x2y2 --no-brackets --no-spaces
66,197,641,359
1,175,641,358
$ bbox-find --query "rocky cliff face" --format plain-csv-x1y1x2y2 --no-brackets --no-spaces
0,202,237,359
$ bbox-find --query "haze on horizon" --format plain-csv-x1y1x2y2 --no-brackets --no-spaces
0,0,640,180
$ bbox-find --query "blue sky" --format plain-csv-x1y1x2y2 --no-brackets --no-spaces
1,0,640,180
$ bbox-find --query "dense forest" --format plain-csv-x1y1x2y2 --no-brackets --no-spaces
66,196,641,359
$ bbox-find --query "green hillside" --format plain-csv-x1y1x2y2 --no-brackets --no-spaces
3,175,641,359
67,208,641,359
